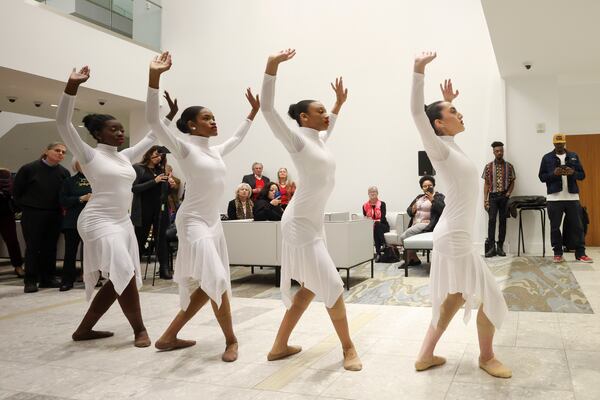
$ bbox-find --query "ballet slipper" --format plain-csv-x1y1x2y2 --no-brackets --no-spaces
154,338,196,351
343,347,362,371
479,357,512,378
267,345,302,361
221,342,238,362
72,330,114,341
414,355,447,371
134,330,151,348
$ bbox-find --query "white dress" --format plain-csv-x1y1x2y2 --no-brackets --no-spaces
411,73,508,329
146,87,252,310
56,93,160,300
261,74,344,309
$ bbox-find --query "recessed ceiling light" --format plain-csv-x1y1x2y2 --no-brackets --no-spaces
50,104,58,108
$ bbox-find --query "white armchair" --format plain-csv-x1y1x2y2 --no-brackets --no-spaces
383,211,409,247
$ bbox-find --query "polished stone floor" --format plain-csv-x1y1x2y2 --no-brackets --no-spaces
0,249,599,400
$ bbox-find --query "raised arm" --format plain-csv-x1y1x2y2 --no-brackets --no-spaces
56,67,95,164
411,52,449,162
213,88,258,156
321,77,347,142
144,51,189,159
261,49,304,153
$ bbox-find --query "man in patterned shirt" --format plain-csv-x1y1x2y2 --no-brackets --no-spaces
482,141,516,257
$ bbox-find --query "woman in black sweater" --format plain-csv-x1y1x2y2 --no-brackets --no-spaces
131,145,176,279
253,182,284,221
13,143,70,293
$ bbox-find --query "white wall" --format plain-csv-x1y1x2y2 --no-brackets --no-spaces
0,0,157,102
160,0,505,243
504,76,559,253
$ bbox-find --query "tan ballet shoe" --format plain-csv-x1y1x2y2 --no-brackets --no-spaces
155,338,196,351
267,345,302,361
479,357,512,378
222,342,238,362
343,347,362,371
415,355,447,371
134,330,151,348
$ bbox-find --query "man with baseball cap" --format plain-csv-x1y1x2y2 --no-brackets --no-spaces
538,134,592,263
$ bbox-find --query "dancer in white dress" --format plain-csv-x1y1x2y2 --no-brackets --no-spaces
411,52,511,378
261,49,361,371
146,52,259,361
56,63,177,347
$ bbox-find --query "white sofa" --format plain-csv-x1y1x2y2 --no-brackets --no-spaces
222,217,374,289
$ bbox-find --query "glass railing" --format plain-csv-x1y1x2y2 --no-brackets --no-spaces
35,0,161,50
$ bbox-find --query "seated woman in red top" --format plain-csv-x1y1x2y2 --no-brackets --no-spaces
276,167,296,209
253,182,284,221
362,186,390,262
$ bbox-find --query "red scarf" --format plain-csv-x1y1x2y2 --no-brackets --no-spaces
363,200,382,221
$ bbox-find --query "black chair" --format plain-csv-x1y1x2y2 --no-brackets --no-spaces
517,204,547,257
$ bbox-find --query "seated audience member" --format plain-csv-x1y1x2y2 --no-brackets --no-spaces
0,168,24,277
362,186,390,262
227,183,254,220
276,167,296,209
58,160,91,291
402,175,445,265
253,182,284,221
242,162,270,201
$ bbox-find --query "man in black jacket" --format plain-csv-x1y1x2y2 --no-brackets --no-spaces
13,143,70,293
538,134,592,263
402,175,445,265
242,162,270,201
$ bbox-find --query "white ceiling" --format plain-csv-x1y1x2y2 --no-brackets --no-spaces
481,0,600,78
0,66,142,125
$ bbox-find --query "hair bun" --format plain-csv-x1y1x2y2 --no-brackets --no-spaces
287,104,298,120
81,114,95,130
176,117,189,133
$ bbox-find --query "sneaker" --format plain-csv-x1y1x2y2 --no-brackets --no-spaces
576,255,594,263
553,255,565,263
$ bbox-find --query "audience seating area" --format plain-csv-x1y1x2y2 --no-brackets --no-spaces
223,215,374,289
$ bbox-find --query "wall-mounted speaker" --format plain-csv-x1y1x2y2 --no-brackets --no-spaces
418,151,435,176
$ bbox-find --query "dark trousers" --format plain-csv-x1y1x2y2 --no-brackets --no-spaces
373,221,390,254
61,228,82,284
135,204,169,268
547,200,585,258
0,213,23,268
487,192,508,244
20,208,62,284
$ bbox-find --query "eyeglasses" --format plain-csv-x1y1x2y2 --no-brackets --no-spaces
53,149,67,154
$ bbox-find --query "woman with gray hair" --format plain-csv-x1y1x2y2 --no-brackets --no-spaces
227,183,254,220
362,186,389,262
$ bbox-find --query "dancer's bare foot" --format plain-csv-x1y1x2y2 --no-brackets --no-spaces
72,330,114,341
155,337,196,351
222,342,238,362
343,347,362,371
267,345,302,361
134,330,151,348
415,355,446,371
479,357,512,378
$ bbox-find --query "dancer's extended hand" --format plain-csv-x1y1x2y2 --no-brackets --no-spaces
265,48,296,75
149,51,172,89
65,66,90,95
245,88,260,120
163,90,178,121
331,76,348,115
150,51,172,74
331,77,348,105
440,79,459,102
414,51,437,74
